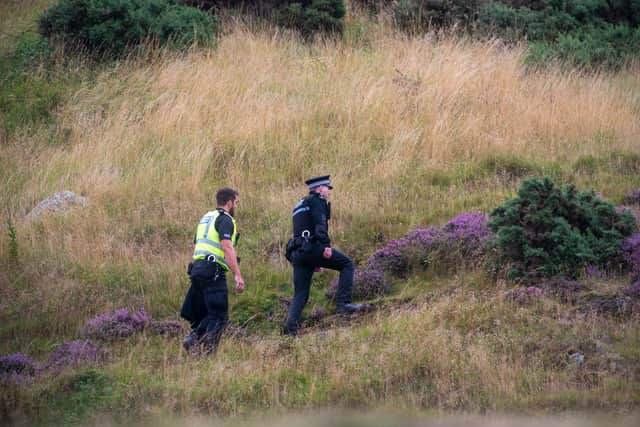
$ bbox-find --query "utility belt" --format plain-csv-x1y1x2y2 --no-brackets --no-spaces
187,254,225,278
285,230,315,262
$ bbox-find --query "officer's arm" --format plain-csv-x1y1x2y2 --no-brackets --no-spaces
221,240,242,281
216,215,244,292
310,197,331,247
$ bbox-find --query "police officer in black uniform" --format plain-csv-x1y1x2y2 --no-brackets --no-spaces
284,175,365,336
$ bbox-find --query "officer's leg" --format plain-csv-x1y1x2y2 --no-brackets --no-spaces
180,279,206,330
201,281,229,353
319,249,355,306
284,264,314,335
193,271,228,353
181,276,207,351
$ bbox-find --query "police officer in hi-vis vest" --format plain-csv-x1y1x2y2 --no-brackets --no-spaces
284,175,366,336
181,187,245,353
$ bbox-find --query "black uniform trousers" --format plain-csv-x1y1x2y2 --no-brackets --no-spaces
285,244,354,335
181,260,228,351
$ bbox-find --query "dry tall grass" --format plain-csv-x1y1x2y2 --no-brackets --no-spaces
4,27,640,265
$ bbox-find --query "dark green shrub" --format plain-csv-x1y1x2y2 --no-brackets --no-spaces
38,0,217,57
180,0,345,37
0,32,63,138
279,0,346,37
393,0,481,33
527,24,640,69
349,0,394,14
488,178,637,281
478,0,640,69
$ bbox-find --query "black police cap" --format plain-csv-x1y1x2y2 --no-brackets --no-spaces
305,175,333,190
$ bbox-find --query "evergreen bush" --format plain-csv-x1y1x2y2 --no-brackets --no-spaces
279,0,346,37
181,0,346,37
478,0,640,69
392,0,481,33
38,0,217,57
488,178,637,281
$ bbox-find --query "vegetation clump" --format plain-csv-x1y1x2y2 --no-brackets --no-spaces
45,340,108,373
622,233,640,280
479,0,640,69
353,0,640,69
0,353,39,382
367,211,491,277
38,0,217,57
182,0,345,37
81,308,150,340
488,178,637,281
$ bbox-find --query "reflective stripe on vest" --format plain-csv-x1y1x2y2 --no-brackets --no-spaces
192,210,237,271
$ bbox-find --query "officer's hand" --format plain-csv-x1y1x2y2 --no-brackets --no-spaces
235,275,245,293
323,247,332,259
314,267,323,272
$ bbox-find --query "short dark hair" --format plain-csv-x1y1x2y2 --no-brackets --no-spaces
216,187,238,206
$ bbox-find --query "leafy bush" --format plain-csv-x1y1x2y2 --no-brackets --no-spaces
0,32,67,138
527,24,640,69
478,0,640,69
181,0,345,37
392,0,481,33
279,0,346,37
38,0,217,57
488,178,637,281
349,0,394,14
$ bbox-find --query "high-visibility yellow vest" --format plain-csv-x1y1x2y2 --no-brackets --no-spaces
192,209,237,271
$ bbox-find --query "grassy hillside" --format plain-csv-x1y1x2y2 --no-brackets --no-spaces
1,2,640,425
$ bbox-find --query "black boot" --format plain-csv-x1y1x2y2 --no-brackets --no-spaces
182,331,199,351
336,303,367,315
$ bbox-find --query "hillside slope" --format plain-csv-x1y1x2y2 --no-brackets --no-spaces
1,4,640,425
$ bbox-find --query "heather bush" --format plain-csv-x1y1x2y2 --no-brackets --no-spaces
366,211,491,276
82,308,150,340
624,281,640,299
45,340,108,373
0,353,39,384
622,233,640,280
624,189,640,206
326,267,390,301
367,240,410,276
488,178,637,281
39,0,217,58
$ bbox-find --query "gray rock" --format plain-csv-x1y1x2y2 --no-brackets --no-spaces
26,191,88,220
